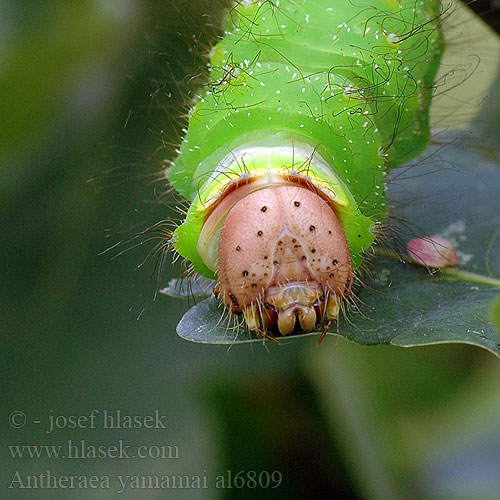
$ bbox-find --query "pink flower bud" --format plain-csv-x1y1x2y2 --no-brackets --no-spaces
407,236,459,268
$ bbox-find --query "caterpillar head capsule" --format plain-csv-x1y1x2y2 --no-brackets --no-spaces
215,185,352,343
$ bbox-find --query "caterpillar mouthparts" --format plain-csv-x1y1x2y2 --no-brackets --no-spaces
214,185,352,343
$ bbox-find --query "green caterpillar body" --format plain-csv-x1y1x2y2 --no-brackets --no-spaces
170,0,443,277
167,0,444,338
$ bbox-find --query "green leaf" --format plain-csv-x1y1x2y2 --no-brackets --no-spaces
175,137,500,355
491,294,500,336
160,276,214,299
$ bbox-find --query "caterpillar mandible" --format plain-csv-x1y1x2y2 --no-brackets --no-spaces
167,0,444,342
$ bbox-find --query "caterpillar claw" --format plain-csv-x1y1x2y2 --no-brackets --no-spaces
318,320,333,345
257,328,281,345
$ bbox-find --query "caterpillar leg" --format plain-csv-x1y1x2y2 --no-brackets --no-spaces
243,303,280,344
317,295,341,344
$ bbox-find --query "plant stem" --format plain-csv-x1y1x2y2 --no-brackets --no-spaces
306,345,411,500
440,268,500,287
373,248,500,288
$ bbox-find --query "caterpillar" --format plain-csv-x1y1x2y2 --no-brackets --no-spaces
167,0,446,343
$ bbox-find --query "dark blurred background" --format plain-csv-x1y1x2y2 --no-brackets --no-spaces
2,1,500,499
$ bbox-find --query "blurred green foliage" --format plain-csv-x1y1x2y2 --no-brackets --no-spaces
1,1,500,500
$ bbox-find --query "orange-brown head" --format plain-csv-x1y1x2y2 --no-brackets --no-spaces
215,185,352,341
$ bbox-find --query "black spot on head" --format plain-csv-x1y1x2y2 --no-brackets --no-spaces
236,245,241,251
251,283,257,288
301,255,307,261
309,225,315,231
329,273,334,278
328,230,332,235
332,259,338,265
257,230,263,237
273,260,278,265
294,201,301,207
278,240,283,246
261,206,267,212
263,255,268,259
242,270,249,277
311,248,316,253
264,273,268,277
292,238,297,243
